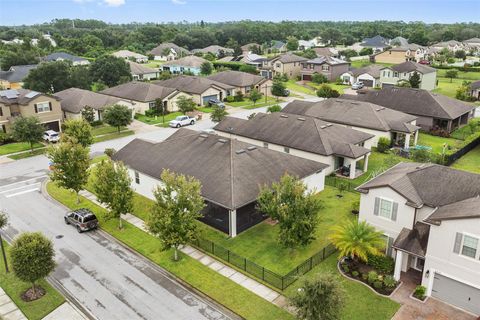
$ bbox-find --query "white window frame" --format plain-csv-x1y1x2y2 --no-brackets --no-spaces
134,171,140,184
378,197,394,220
36,101,50,113
460,233,479,260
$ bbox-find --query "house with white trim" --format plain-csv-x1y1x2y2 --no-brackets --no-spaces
357,162,480,316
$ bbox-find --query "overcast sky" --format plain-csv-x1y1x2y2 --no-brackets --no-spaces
0,0,479,26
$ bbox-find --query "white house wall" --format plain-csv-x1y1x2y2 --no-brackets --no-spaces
357,73,378,87
301,170,326,193
127,169,161,201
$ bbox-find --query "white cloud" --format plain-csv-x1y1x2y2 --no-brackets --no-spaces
103,0,125,6
172,0,186,5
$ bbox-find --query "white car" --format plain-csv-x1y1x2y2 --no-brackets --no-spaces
169,115,195,128
352,82,364,90
43,130,60,143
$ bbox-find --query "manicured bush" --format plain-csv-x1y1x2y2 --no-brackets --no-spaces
234,91,244,102
311,73,328,84
342,265,350,273
367,271,378,284
377,137,391,153
373,281,383,289
361,273,368,281
91,120,103,127
383,275,397,289
104,148,116,158
352,271,359,277
225,95,235,103
266,105,282,113
366,253,395,274
411,149,432,162
0,132,15,144
414,285,426,300
316,84,340,98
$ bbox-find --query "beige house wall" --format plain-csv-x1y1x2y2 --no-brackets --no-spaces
375,50,407,64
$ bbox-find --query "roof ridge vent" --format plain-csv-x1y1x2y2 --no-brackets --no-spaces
326,123,333,127
320,125,327,129
297,117,305,121
199,134,208,138
236,149,246,154
218,138,228,143
247,146,257,151
280,114,289,118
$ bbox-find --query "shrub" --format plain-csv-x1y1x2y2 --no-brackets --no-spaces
367,271,378,284
0,132,15,145
311,73,328,84
342,265,350,273
373,281,383,289
352,271,359,277
377,137,391,153
234,91,244,102
351,200,360,213
414,285,426,300
383,275,397,289
145,109,157,117
361,273,368,281
104,148,116,158
91,120,103,127
225,95,235,103
411,149,432,162
316,84,340,98
366,253,395,274
267,104,282,113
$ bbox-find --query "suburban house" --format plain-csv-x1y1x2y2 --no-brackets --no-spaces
268,40,287,53
0,64,37,89
112,128,328,237
342,87,476,133
162,56,208,76
463,37,480,49
390,36,409,47
153,75,234,106
128,61,159,81
340,64,384,87
112,50,148,63
148,43,190,61
241,43,261,55
43,52,90,65
239,54,268,69
359,35,389,53
0,89,62,133
379,61,437,91
357,162,480,316
282,99,420,149
192,45,233,57
261,53,308,79
313,47,339,58
432,40,466,52
372,44,429,64
470,80,480,100
300,56,350,82
207,70,271,96
54,87,134,121
214,112,374,179
100,81,190,115
298,40,314,50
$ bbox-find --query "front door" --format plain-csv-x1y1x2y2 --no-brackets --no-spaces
412,256,424,272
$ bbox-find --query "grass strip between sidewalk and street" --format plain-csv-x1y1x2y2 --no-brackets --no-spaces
46,182,294,320
7,148,46,160
0,241,65,320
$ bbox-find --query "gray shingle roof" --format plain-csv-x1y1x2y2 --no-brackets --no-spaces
192,45,234,54
0,88,57,105
348,64,384,78
470,80,480,90
54,88,124,113
207,71,265,88
112,50,147,60
393,222,430,257
357,162,480,208
386,61,436,74
43,52,88,63
112,128,328,210
273,53,308,64
305,56,348,66
282,98,419,133
0,64,37,83
128,61,158,75
148,43,190,56
360,35,389,48
425,196,480,224
214,113,372,159
101,81,177,102
153,75,234,95
163,55,208,69
341,87,475,120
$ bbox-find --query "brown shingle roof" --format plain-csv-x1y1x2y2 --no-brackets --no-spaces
425,196,480,224
393,222,430,257
386,61,436,74
153,75,234,95
341,87,475,120
100,81,177,102
214,113,372,159
282,98,419,133
148,42,189,56
0,88,57,105
128,61,158,75
163,56,208,68
207,71,265,88
112,128,328,210
54,88,124,113
273,53,308,64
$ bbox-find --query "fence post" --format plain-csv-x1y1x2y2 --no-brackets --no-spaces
323,247,325,259
227,250,230,263
262,267,265,281
281,277,284,291
310,257,313,270
211,241,214,254
244,258,247,271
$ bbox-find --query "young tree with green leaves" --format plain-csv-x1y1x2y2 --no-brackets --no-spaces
0,211,8,273
200,61,213,75
445,70,458,83
311,73,328,84
266,104,282,113
286,36,299,51
271,80,286,100
93,159,133,229
146,170,204,261
62,118,94,147
257,174,322,247
290,273,345,320
329,220,385,262
176,96,196,114
316,84,340,98
249,89,262,106
81,106,95,124
409,71,421,88
47,139,90,203
11,116,45,152
210,105,228,123
89,55,132,87
10,232,55,299
103,104,132,132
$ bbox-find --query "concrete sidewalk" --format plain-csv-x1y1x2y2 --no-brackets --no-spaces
78,189,289,309
42,302,88,320
0,287,27,320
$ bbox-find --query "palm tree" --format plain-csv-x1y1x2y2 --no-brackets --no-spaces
329,220,384,262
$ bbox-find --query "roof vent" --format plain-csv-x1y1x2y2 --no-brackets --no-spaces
236,149,246,154
199,134,208,138
297,117,305,121
320,125,327,129
326,123,333,127
280,114,288,118
218,138,228,143
247,146,257,151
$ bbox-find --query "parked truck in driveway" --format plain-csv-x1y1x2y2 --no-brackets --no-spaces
169,115,196,128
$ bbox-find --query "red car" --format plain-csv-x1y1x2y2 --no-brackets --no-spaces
418,60,431,65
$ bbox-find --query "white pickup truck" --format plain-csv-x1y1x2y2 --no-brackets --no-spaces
169,115,196,128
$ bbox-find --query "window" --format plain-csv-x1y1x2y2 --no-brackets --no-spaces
35,102,51,113
284,147,290,153
134,171,140,184
379,198,393,219
322,65,329,71
149,102,156,109
461,235,478,259
263,142,268,148
394,72,398,77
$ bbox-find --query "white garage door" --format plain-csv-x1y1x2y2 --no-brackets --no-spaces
432,273,480,315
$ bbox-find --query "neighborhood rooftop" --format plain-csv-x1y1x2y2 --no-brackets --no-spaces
100,81,177,102
148,42,190,56
43,52,88,62
54,87,125,113
214,112,373,159
0,64,38,83
153,75,234,94
282,98,419,133
207,70,265,87
388,61,436,74
0,88,53,105
128,61,158,75
112,128,328,210
163,55,208,68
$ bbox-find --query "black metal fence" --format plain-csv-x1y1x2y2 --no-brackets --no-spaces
444,134,480,166
324,176,359,192
192,237,336,290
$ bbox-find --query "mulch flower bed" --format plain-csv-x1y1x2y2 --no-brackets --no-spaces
21,285,46,302
339,258,399,296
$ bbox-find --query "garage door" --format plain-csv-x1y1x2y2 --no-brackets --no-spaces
302,74,312,81
382,83,395,88
43,120,60,132
432,273,480,315
202,95,218,105
359,79,374,87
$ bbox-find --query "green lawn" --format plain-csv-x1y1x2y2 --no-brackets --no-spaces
8,148,46,160
417,132,462,154
135,112,183,125
90,154,109,165
144,60,165,69
286,80,316,95
350,59,372,69
227,96,280,109
436,69,480,81
93,130,134,143
92,125,127,136
433,77,466,99
0,142,44,156
0,241,65,320
46,182,293,320
451,144,480,174
450,118,480,140
284,255,400,320
306,82,350,94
